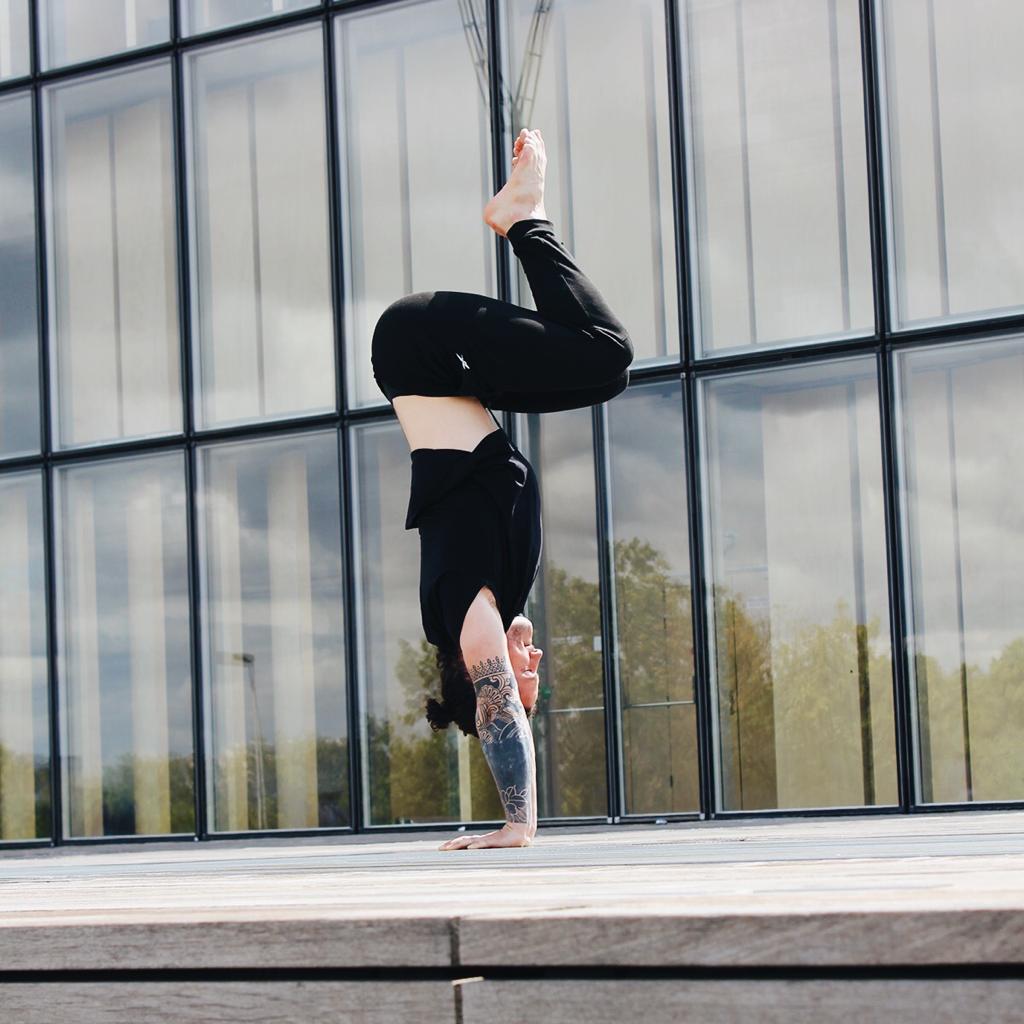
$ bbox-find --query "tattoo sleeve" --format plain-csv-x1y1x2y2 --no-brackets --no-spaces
468,654,537,830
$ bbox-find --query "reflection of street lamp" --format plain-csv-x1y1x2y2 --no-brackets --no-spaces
218,651,268,831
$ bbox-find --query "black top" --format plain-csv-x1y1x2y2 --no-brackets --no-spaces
405,424,543,654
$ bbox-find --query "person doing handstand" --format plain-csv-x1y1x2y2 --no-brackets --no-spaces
370,128,633,851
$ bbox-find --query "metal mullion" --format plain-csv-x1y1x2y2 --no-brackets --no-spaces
713,803,902,821
876,348,915,813
664,0,690,371
592,402,624,821
28,0,39,76
171,24,207,838
861,0,915,814
486,0,516,443
28,0,64,844
689,334,880,377
324,7,364,834
683,372,715,819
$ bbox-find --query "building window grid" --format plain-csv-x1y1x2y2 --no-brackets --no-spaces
0,0,1021,846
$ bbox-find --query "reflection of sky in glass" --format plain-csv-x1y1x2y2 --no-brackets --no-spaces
188,25,334,429
606,380,690,586
338,0,496,408
350,420,419,731
899,337,1024,673
58,452,192,765
0,472,49,773
684,0,872,352
703,357,889,646
200,431,347,740
520,408,597,585
506,0,679,365
883,1,1024,327
0,93,40,456
0,0,31,80
40,0,169,70
183,0,317,36
45,61,181,449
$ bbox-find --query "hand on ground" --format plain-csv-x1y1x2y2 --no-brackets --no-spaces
438,822,534,851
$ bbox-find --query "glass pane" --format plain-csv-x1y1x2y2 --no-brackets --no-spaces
700,358,896,811
55,452,194,838
0,93,40,458
39,0,169,70
0,0,30,80
606,381,698,814
516,408,606,818
897,336,1024,803
182,0,317,36
504,0,679,366
0,471,50,841
880,1,1024,329
683,0,872,354
187,25,334,430
197,431,349,832
351,419,503,826
336,0,498,409
44,62,182,450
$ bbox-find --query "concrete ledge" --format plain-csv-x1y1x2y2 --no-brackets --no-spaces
0,981,455,1024
457,978,1024,1024
3,815,1023,966
456,908,1024,967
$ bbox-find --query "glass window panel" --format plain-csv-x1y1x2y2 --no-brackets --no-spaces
682,0,872,354
516,408,606,818
504,0,680,366
351,419,503,826
336,0,498,410
0,471,50,841
606,381,698,815
187,26,334,430
54,452,194,838
880,1,1024,329
197,430,349,832
44,62,181,450
182,0,317,36
700,358,896,811
0,93,41,458
896,336,1024,803
39,0,169,70
0,0,30,80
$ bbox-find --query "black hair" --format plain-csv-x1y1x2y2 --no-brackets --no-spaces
425,645,537,737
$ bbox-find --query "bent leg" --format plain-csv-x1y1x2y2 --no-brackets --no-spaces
371,219,633,413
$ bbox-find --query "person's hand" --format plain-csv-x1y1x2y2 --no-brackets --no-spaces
438,822,534,851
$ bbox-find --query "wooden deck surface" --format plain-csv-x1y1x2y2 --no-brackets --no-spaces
2,811,1022,1022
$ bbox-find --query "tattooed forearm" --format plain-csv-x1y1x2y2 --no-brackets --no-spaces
468,654,536,830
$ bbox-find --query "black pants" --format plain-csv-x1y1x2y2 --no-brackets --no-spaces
370,219,633,414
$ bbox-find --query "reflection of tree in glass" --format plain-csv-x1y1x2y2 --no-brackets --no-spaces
367,537,701,823
0,752,51,840
914,636,1024,804
96,738,351,835
614,537,697,814
713,587,900,810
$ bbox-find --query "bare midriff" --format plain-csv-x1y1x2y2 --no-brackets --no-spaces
392,394,500,454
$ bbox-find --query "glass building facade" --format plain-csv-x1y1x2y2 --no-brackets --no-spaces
0,0,1022,846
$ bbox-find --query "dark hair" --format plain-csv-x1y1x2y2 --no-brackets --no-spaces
425,646,537,737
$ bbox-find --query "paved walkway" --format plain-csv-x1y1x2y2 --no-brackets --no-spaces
2,811,1022,1022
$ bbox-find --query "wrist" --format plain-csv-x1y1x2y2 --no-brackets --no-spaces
503,820,536,840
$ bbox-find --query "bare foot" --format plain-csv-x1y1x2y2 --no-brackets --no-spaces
483,128,548,237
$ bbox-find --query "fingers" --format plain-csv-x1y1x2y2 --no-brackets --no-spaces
438,834,481,851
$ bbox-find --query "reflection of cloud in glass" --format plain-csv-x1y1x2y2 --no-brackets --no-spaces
901,338,1024,673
